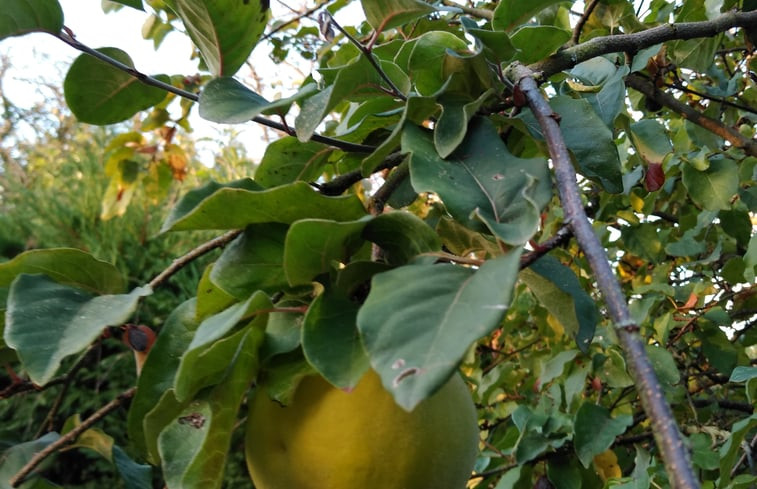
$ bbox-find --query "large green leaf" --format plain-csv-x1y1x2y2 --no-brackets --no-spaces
434,90,495,158
630,120,673,164
407,31,469,96
165,0,269,76
63,47,169,125
174,292,270,402
128,299,199,462
295,56,384,141
510,26,571,64
255,137,332,188
520,256,599,352
363,211,441,265
361,0,436,31
492,0,566,31
405,118,552,245
283,218,370,286
0,433,60,488
0,248,125,293
162,181,367,231
682,156,739,210
569,57,629,128
4,274,150,385
199,77,317,124
210,224,289,298
302,288,369,389
573,403,632,467
519,96,623,193
0,0,63,40
357,249,521,410
158,323,262,489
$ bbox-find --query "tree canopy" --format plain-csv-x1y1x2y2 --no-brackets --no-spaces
1,1,756,488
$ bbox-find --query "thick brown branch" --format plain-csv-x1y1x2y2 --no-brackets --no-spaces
533,9,757,78
506,62,700,489
626,73,757,157
9,388,136,487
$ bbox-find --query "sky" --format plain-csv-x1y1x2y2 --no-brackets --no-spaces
1,0,363,162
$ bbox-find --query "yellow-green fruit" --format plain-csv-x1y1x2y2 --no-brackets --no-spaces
245,370,479,489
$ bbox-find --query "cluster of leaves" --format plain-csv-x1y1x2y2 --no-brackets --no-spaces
0,0,756,488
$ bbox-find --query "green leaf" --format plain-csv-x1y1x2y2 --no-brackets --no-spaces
510,26,571,64
165,0,269,76
434,90,495,158
295,56,383,141
210,224,289,298
195,264,236,321
199,77,317,124
569,57,629,127
0,433,60,487
174,292,270,401
0,248,125,293
357,249,521,410
630,120,673,164
363,211,441,265
719,414,757,487
573,403,632,467
521,256,599,351
492,0,565,31
538,350,579,386
159,323,262,489
64,48,169,125
284,218,370,286
361,0,436,31
302,288,369,389
107,0,144,10
730,366,757,383
113,445,153,489
256,137,331,188
682,156,739,210
407,31,469,96
405,118,552,245
645,345,680,386
162,181,367,232
0,0,63,40
128,299,200,462
5,275,150,385
519,96,623,193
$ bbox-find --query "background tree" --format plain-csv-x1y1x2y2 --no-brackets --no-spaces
1,1,756,488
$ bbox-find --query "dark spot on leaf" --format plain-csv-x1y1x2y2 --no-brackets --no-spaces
178,412,206,429
392,367,420,387
492,173,504,180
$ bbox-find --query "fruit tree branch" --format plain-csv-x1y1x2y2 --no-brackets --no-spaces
626,73,757,157
9,387,137,488
505,62,700,489
532,9,757,79
53,30,376,154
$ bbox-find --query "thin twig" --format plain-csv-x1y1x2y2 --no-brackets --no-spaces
148,230,242,290
324,13,407,100
519,225,573,269
9,387,137,488
663,80,757,116
52,30,377,154
369,159,409,215
533,9,757,79
0,376,66,400
571,0,601,45
506,62,700,489
440,0,493,20
261,1,329,41
626,73,757,157
313,151,404,196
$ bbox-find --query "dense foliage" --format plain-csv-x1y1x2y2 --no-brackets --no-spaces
1,1,756,488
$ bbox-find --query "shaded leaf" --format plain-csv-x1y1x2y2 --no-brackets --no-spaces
0,248,125,294
406,118,552,245
166,0,269,76
64,48,169,125
5,275,150,385
630,120,673,165
363,211,441,265
128,300,199,462
573,403,632,467
510,26,571,64
0,433,60,487
519,96,623,193
113,445,153,489
162,181,366,232
256,137,331,188
0,0,63,40
492,0,565,31
199,77,317,123
210,224,289,297
357,249,521,410
682,156,739,210
302,288,369,389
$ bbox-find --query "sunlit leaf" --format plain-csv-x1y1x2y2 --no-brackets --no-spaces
357,249,521,410
492,0,566,31
5,275,150,385
682,156,739,210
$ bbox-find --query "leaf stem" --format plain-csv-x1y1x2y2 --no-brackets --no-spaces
506,62,700,489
